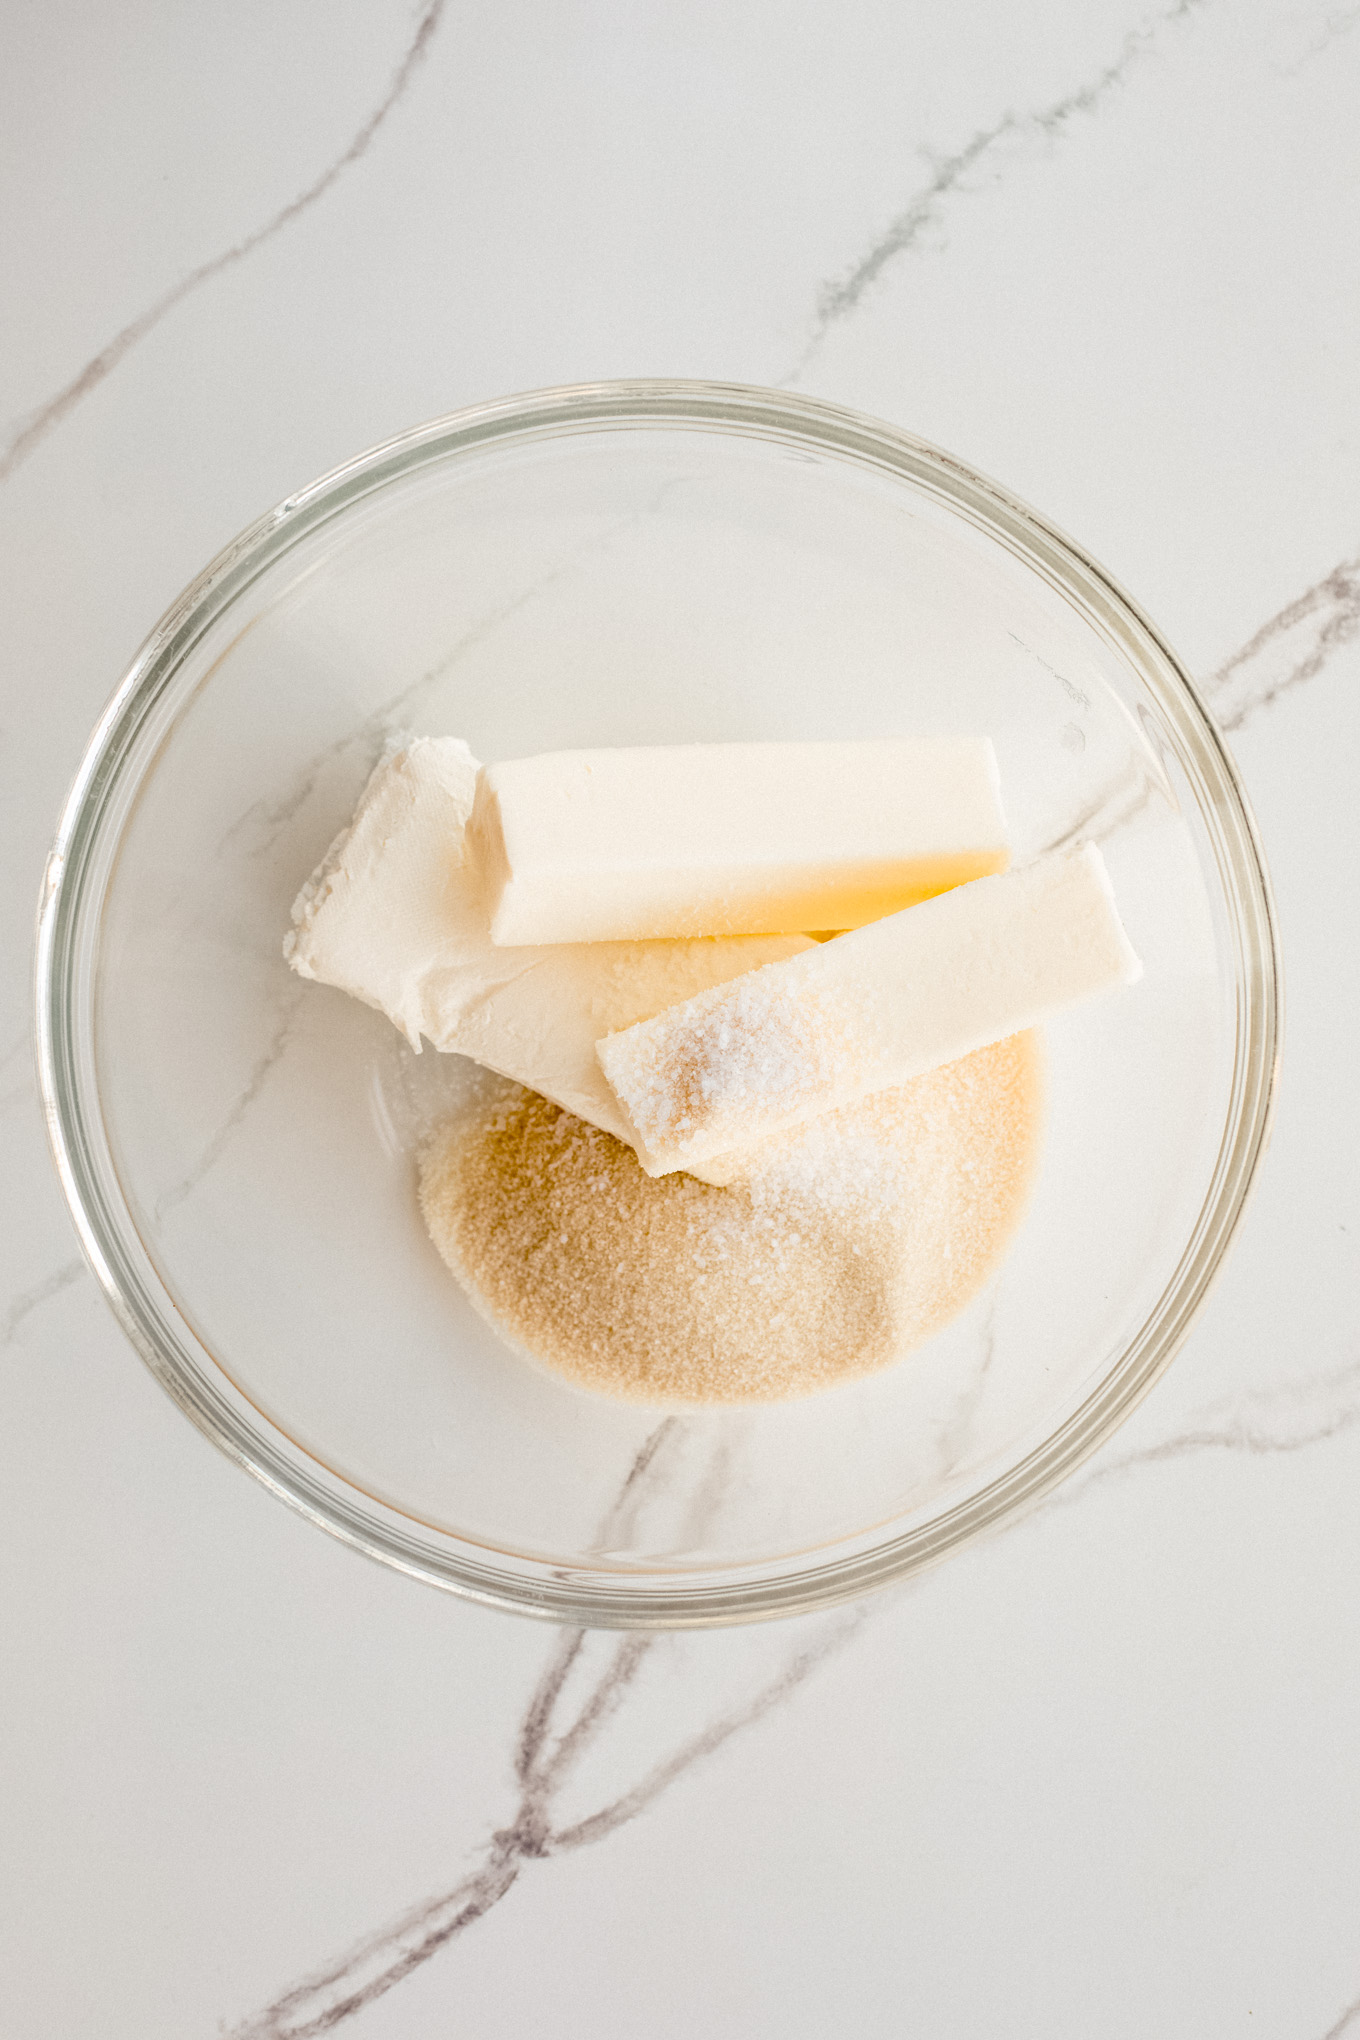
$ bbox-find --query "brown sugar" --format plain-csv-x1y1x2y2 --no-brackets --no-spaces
418,1032,1044,1406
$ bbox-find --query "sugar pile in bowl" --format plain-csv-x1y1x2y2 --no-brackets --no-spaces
419,1031,1043,1406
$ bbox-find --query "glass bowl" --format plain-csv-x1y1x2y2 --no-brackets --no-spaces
36,381,1280,1627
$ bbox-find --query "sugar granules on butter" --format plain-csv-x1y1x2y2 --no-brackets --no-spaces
599,843,1137,1177
418,1031,1044,1407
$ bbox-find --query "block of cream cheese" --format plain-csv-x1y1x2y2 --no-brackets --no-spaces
596,843,1141,1177
469,738,1009,945
284,738,811,1165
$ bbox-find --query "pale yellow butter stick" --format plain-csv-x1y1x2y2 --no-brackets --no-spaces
469,738,1009,946
596,844,1142,1178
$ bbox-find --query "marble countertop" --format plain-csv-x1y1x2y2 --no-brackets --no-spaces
3,4,1358,2034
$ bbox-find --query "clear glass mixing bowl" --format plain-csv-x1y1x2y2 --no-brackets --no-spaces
36,381,1280,1625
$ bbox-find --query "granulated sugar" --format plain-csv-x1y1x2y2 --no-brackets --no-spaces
418,1031,1044,1406
614,974,857,1150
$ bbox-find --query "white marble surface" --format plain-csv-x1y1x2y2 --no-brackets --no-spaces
2,2,1359,2033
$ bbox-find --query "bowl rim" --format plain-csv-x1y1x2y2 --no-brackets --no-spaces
34,377,1283,1628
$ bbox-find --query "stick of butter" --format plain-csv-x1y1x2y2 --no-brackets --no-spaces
597,844,1142,1177
284,739,811,1163
469,738,1009,946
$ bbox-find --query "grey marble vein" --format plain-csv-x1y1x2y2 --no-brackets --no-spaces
224,479,687,866
224,1424,850,2038
1042,754,1159,854
1037,536,1360,861
589,1416,682,1552
154,983,307,1220
1205,547,1360,731
225,1345,1360,2037
2,1259,86,1350
1323,1987,1360,2039
784,0,1208,381
1291,2,1360,68
225,578,588,862
548,1613,869,1852
225,1608,863,2039
673,1425,745,1552
0,0,448,484
223,1856,521,2040
1051,1357,1360,1510
932,1293,999,1477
